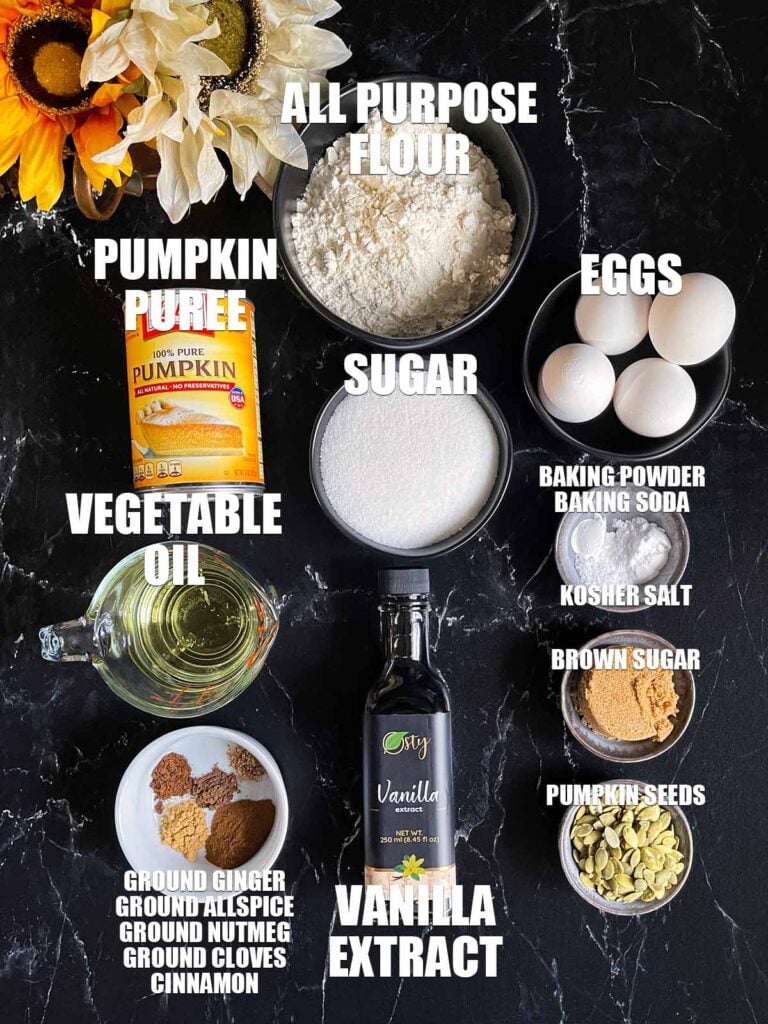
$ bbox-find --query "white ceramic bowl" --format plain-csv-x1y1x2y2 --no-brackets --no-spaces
115,725,289,900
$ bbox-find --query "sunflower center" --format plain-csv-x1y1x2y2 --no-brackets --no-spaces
7,5,95,116
204,0,250,78
200,0,265,103
33,41,82,96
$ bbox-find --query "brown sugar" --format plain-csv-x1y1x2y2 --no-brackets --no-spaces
577,648,679,742
205,799,276,869
151,752,192,800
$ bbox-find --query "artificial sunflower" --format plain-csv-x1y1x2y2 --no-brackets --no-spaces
0,0,133,209
82,0,350,222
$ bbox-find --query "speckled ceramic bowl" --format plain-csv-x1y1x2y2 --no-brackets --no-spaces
555,485,690,613
560,629,696,763
558,778,693,916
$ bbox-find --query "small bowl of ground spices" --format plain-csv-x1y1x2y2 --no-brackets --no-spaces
115,726,288,899
561,630,696,763
273,74,537,350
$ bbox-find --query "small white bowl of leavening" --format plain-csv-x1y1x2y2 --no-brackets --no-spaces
555,485,690,614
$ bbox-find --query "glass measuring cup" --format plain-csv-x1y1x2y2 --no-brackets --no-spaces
39,544,279,717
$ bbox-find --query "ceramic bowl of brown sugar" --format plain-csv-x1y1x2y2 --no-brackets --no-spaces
115,725,289,900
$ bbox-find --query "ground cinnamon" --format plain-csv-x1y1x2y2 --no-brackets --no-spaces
205,799,275,869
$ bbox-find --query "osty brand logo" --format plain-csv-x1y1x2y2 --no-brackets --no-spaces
382,731,430,760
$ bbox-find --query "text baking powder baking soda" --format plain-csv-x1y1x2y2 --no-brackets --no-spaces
125,291,265,494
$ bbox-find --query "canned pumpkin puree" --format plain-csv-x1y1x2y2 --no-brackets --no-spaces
125,293,264,493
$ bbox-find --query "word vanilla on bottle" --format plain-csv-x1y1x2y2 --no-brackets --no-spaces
363,568,456,898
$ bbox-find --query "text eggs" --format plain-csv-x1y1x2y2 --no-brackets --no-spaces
649,273,735,365
575,280,652,355
538,344,615,423
613,359,697,438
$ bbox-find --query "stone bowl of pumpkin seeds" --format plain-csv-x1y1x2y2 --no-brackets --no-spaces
558,781,693,915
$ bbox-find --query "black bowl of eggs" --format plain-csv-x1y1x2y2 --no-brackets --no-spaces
523,271,734,461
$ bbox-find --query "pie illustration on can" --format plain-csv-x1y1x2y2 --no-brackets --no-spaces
136,399,244,457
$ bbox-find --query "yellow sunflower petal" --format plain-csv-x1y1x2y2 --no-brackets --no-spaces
92,81,125,106
0,93,38,174
89,8,112,41
18,114,67,210
0,53,19,97
73,106,132,190
101,0,131,17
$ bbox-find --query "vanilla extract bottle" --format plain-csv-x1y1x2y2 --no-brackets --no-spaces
363,568,456,899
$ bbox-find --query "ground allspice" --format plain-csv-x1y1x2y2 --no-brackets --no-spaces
206,799,276,869
151,752,192,800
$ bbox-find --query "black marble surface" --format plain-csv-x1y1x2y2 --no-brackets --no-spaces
1,1,767,1021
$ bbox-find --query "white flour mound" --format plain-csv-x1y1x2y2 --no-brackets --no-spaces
292,111,515,337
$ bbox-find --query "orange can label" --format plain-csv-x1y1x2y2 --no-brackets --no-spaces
125,298,264,490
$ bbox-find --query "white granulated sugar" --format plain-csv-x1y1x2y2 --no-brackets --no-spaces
292,111,515,337
319,391,500,549
574,515,672,586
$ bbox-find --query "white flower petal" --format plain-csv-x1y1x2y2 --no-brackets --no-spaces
214,124,260,197
263,0,343,27
80,20,129,85
268,23,351,70
156,136,191,223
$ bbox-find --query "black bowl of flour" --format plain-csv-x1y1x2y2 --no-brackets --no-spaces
273,74,538,351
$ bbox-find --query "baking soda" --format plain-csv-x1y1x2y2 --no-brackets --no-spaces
573,515,672,586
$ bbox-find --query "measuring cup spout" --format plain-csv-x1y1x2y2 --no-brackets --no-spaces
39,617,98,663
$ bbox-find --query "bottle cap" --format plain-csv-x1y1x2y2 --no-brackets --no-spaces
378,567,430,596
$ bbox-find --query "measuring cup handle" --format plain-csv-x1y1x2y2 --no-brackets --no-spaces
39,617,97,663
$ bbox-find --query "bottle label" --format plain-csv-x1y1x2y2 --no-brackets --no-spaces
363,712,455,891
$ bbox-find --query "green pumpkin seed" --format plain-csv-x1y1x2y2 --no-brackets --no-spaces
622,891,643,903
623,826,639,848
604,826,620,849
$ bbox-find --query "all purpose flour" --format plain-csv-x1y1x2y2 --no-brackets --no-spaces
291,111,515,338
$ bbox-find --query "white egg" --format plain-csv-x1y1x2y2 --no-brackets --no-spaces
575,279,651,355
538,343,616,423
649,272,735,365
613,358,697,438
